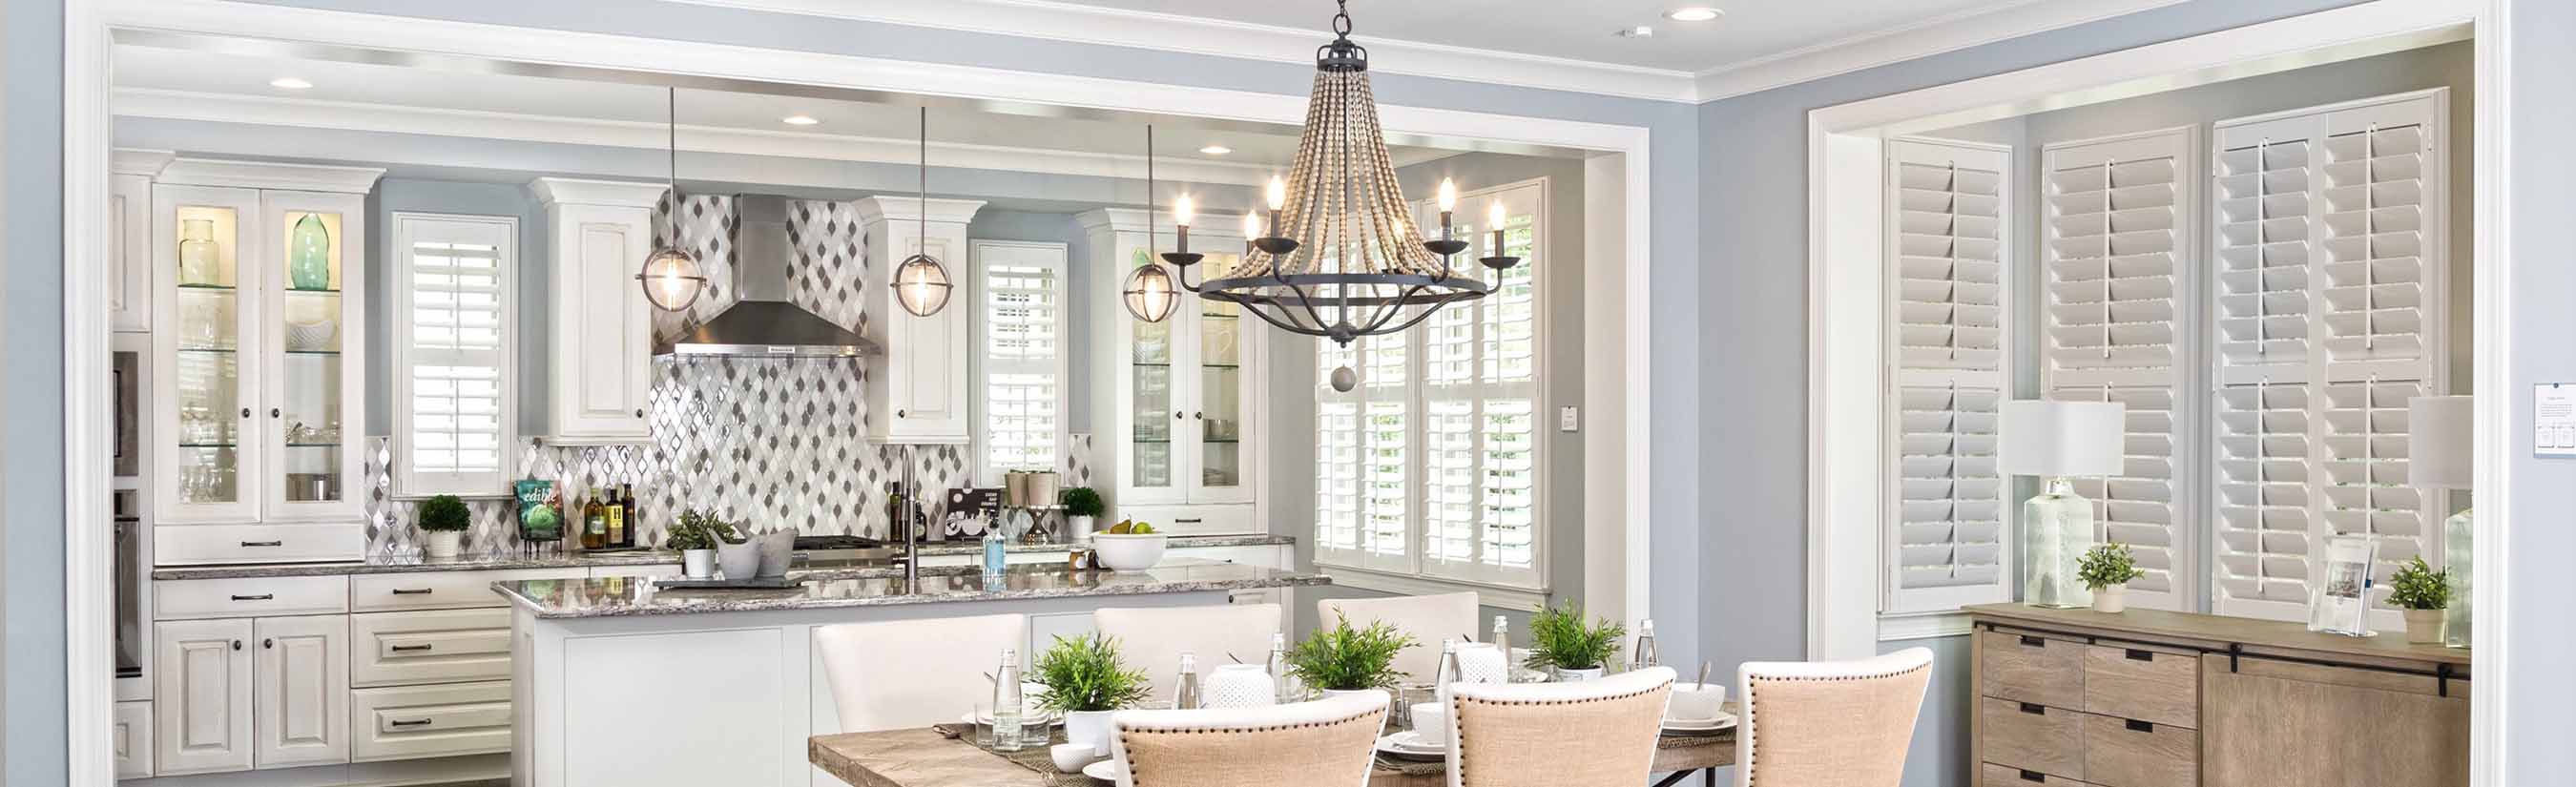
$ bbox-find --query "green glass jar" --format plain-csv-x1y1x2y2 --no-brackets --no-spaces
288,214,332,291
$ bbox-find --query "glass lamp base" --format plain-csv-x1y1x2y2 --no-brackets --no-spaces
2443,507,2473,649
2022,481,2096,609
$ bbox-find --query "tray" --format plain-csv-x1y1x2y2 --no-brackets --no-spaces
654,575,800,590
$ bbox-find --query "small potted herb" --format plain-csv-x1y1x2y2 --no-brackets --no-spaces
417,494,470,559
2077,543,2147,612
2389,556,2451,644
1287,611,1417,697
664,509,733,578
1061,487,1106,540
1031,633,1153,756
1524,601,1625,680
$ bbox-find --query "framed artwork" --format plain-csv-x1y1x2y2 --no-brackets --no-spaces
2308,535,2379,636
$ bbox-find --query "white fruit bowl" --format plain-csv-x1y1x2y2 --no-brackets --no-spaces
1091,533,1168,572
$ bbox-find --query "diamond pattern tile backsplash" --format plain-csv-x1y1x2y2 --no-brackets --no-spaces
363,196,1094,551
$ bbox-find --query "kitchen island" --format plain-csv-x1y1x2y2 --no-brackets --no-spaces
499,560,1326,787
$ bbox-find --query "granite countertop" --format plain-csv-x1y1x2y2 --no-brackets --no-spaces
493,558,1328,619
151,533,1295,581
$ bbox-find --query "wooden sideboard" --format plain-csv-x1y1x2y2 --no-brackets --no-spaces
1965,604,2469,787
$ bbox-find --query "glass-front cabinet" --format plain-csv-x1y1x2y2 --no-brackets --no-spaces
1083,208,1261,524
151,168,374,534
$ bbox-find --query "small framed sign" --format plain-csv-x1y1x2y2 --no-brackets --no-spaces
2307,535,2379,637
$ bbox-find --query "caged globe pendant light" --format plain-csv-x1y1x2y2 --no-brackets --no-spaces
890,106,954,318
1140,0,1519,390
635,86,709,312
1120,125,1184,323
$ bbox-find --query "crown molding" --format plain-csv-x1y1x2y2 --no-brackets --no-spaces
529,176,671,208
1692,0,2193,102
155,155,384,193
853,196,988,225
111,148,175,177
664,0,1702,103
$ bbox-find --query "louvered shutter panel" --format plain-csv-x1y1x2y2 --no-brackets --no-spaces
2040,128,2196,611
395,216,512,495
2211,91,2449,624
1886,138,2013,613
982,259,1062,475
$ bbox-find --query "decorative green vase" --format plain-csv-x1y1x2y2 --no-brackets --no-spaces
288,214,332,291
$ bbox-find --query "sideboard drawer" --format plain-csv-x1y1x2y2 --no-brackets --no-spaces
349,609,513,687
349,680,513,762
1982,697,2085,781
1981,631,2085,709
351,568,585,612
2082,713,2197,787
155,575,348,620
2085,645,2198,729
155,523,364,565
1982,762,2097,787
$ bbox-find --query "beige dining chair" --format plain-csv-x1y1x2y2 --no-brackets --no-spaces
1107,688,1389,787
1440,665,1675,787
813,612,1028,733
1093,603,1280,687
1318,591,1481,682
1733,647,1934,787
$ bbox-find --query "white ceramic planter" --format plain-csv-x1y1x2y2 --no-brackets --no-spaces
423,530,463,559
1063,710,1115,756
1551,666,1606,682
1066,516,1097,541
2091,585,2128,613
682,549,717,578
2402,609,2445,645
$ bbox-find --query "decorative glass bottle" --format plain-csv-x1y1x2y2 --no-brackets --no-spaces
981,522,1008,580
1489,615,1511,683
1266,632,1296,703
1170,652,1201,710
1631,618,1659,671
2443,507,2473,648
178,218,220,286
288,213,332,290
990,649,1027,752
2022,478,2097,609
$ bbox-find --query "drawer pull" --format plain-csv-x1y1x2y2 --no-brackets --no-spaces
2125,648,2153,662
2125,718,2155,733
239,540,283,548
230,593,274,601
388,719,434,728
2019,770,2046,783
2018,702,2045,715
389,644,435,652
2017,634,2045,647
389,588,435,595
1174,518,1204,524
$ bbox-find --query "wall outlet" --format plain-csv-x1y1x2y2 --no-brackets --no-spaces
1559,405,1579,432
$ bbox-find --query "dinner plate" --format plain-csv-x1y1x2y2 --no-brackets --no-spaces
1082,759,1125,781
1375,732,1446,759
1662,711,1738,732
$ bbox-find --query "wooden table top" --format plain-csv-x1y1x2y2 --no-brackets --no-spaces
809,725,1735,787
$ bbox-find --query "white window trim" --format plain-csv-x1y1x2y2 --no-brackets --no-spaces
1314,177,1551,596
969,239,1072,487
387,211,520,498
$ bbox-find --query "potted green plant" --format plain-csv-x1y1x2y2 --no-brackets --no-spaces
1030,632,1153,756
1061,487,1106,540
417,494,470,559
2076,543,2147,612
2389,556,2451,644
664,509,732,578
1286,611,1416,697
1524,601,1625,680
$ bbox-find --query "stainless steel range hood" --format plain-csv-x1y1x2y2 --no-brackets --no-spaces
654,195,880,358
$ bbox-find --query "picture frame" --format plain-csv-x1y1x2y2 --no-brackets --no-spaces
2307,534,2379,637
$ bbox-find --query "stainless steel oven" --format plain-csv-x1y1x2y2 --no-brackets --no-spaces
114,347,139,478
112,334,152,702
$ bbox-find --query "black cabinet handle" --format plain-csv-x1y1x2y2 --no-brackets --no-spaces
240,407,252,418
2018,702,2045,715
390,644,434,652
2019,770,2046,783
2126,718,2155,733
896,409,907,418
2018,635,2045,647
270,407,281,418
231,639,242,651
262,638,273,650
389,588,434,595
240,541,282,548
634,408,645,418
388,719,433,728
230,593,274,601
2125,649,2154,662
1174,518,1203,524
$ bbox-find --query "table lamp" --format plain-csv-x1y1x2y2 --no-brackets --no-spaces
2000,400,2126,609
2408,395,2472,648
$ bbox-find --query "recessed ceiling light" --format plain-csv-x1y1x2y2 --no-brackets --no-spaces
268,77,313,90
781,114,821,126
1199,145,1233,155
1614,26,1655,38
1664,7,1723,22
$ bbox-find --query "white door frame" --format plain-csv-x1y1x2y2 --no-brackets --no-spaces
58,1,1662,781
1801,1,2503,784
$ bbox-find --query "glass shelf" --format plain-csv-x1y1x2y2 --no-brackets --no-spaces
177,443,240,448
284,349,342,357
283,287,343,295
176,283,238,291
284,442,343,448
1203,363,1240,370
177,346,238,354
1203,438,1241,445
1132,362,1172,368
1132,437,1172,445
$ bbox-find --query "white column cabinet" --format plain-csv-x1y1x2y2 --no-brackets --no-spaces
858,197,986,444
254,614,352,768
530,178,665,445
111,149,174,333
1077,209,1261,531
154,617,254,776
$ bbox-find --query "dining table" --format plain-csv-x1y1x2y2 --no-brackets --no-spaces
806,710,1737,787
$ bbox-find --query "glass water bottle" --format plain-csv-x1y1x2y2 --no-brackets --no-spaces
1266,632,1297,703
178,218,219,286
990,649,1027,752
1171,652,1201,710
1631,619,1659,672
1490,615,1512,683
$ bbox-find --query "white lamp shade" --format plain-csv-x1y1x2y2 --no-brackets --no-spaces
1998,400,2125,477
2409,395,2472,488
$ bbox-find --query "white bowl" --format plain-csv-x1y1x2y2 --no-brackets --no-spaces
1049,741,1100,773
1091,533,1168,572
284,318,338,352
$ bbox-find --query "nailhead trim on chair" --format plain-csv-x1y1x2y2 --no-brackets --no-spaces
1447,679,1673,785
1116,708,1386,785
1739,663,1931,787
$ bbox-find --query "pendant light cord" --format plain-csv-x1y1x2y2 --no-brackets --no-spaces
665,87,679,241
918,106,928,253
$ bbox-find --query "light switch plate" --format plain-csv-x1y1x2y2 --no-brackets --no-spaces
1559,405,1579,432
2537,384,2576,457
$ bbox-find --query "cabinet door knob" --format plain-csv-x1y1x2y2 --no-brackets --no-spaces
897,409,907,418
1174,411,1184,420
270,407,281,418
231,640,242,651
239,407,252,419
635,408,645,418
262,638,274,650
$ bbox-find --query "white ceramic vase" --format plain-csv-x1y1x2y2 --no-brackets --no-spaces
2091,584,2128,613
1067,516,1097,541
1203,664,1277,709
682,549,717,578
1063,710,1115,756
2402,609,2445,645
424,530,462,559
1551,666,1606,682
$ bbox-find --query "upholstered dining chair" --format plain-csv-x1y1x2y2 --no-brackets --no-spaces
1092,603,1281,686
1107,689,1389,787
1440,665,1676,787
1318,591,1481,682
813,612,1027,733
1734,647,1935,787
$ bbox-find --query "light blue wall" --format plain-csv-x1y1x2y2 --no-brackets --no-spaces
5,0,69,783
2502,1,2576,782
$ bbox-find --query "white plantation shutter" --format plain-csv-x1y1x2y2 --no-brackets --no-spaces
391,214,515,496
2211,91,2450,625
1885,138,2012,614
2040,128,2197,611
976,245,1067,481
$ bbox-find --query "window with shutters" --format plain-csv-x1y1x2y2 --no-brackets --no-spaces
973,241,1069,484
1313,178,1547,590
2210,90,2451,627
389,213,517,496
2040,128,2199,611
1884,138,2012,615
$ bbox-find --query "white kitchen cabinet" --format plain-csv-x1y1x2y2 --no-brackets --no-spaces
350,608,514,687
857,197,986,444
254,614,351,769
154,617,254,776
111,149,174,333
115,699,156,778
530,177,667,445
349,680,514,762
1078,209,1262,528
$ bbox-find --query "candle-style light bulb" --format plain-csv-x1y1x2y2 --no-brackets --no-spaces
1437,178,1458,212
1174,195,1195,228
1241,212,1260,253
1486,200,1507,257
1266,176,1288,211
